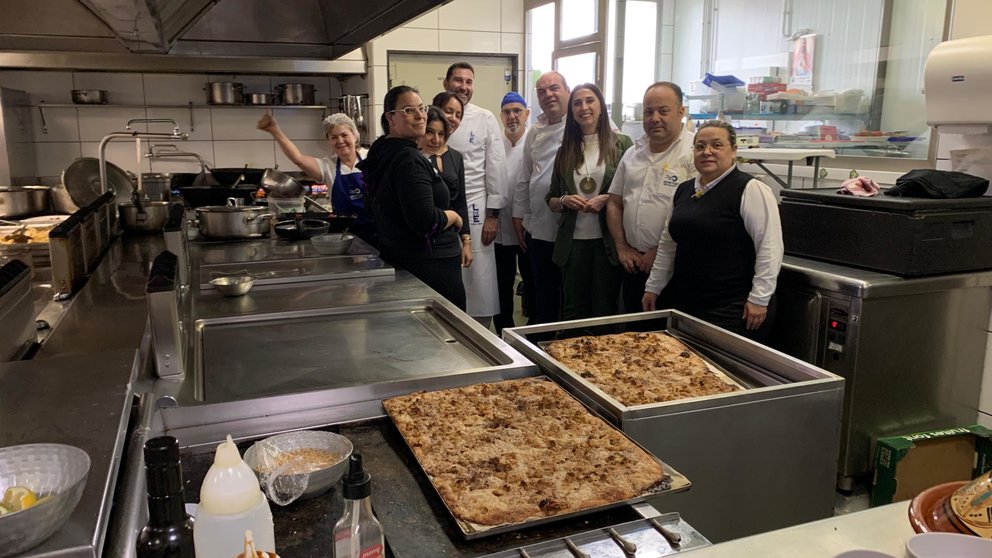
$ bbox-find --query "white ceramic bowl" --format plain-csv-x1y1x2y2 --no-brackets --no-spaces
0,444,90,557
906,532,992,558
310,233,354,255
243,431,353,503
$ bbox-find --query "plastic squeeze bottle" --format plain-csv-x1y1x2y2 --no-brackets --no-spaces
193,435,276,558
333,454,385,558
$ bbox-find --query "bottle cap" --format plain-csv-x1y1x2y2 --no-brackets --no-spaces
342,454,371,500
144,435,180,466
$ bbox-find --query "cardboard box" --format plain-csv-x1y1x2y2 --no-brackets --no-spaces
870,425,992,507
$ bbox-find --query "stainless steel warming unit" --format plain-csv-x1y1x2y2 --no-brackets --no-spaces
769,255,992,489
773,188,992,490
503,311,844,543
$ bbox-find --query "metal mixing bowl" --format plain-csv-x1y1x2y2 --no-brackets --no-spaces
243,430,353,503
209,275,255,296
310,233,354,255
0,444,90,557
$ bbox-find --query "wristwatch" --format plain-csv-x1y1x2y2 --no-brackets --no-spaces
486,208,500,218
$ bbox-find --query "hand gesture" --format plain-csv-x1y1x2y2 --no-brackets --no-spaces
257,110,277,132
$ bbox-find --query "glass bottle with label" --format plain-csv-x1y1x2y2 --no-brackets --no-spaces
137,436,195,558
333,454,385,558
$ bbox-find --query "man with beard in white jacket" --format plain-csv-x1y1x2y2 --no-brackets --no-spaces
444,62,508,327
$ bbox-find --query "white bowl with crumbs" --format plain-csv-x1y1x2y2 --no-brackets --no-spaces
243,430,352,503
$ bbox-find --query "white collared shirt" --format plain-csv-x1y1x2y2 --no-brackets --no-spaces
447,103,508,209
644,164,784,306
512,114,567,242
607,129,695,252
498,133,527,245
315,147,368,184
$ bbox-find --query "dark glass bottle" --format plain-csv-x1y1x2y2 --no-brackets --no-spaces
137,435,195,558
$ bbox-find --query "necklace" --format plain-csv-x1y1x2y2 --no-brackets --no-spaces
579,157,597,194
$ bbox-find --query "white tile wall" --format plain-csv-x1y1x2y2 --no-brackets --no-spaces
143,74,210,105
501,32,524,55
406,9,439,30
32,107,79,142
0,71,74,103
270,109,325,141
33,143,82,178
440,30,501,53
501,0,525,33
213,141,275,168
73,72,146,105
372,27,440,64
145,108,213,141
145,140,216,172
209,107,272,141
275,140,329,173
77,107,148,141
440,0,502,32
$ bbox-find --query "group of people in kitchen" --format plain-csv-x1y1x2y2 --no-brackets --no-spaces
257,62,783,342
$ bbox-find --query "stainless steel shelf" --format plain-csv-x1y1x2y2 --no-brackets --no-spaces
690,112,866,121
28,103,329,109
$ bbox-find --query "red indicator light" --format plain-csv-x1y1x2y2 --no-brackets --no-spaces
831,320,838,328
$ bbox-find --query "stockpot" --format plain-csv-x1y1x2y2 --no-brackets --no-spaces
0,186,51,218
196,203,270,239
119,201,170,234
206,82,244,105
277,83,316,105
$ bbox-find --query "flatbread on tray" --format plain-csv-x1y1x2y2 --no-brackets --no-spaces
545,332,740,406
383,377,669,527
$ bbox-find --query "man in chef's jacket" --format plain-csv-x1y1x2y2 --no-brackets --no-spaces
444,62,508,327
511,71,571,326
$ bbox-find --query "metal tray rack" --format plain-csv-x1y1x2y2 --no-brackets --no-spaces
503,310,845,543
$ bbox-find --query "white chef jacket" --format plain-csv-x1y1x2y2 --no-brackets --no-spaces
512,115,567,242
498,133,526,246
644,164,784,306
607,129,695,252
447,103,508,210
315,147,369,184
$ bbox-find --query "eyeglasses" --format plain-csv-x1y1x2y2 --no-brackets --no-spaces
390,105,428,117
501,108,525,116
693,141,730,152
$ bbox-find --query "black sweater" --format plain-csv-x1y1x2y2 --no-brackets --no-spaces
358,136,460,260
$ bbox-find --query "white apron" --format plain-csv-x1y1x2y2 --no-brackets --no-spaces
462,190,499,318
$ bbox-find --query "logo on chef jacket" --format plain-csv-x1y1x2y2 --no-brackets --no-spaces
469,131,477,144
471,203,481,225
663,173,680,187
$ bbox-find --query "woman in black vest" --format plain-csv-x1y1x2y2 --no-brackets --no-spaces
641,120,783,342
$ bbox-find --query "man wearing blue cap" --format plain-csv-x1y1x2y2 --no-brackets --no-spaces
495,91,534,332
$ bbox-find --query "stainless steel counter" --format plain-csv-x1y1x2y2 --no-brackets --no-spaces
0,349,137,558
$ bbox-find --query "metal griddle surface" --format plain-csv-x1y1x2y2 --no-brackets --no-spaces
200,254,393,289
198,305,491,402
180,419,641,557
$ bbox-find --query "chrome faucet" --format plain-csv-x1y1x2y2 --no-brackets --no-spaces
98,127,189,200
126,118,181,135
146,144,210,175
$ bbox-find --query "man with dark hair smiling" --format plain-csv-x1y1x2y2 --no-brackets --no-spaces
443,61,507,327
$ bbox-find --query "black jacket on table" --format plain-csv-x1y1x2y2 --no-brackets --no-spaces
358,136,460,260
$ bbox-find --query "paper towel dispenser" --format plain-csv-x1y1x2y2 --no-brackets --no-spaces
924,35,992,134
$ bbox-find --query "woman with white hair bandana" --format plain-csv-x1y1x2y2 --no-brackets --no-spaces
257,111,375,245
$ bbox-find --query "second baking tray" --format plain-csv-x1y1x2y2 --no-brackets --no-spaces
383,376,691,540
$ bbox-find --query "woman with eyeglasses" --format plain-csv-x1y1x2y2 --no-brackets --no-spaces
419,105,472,269
642,120,783,342
546,83,633,322
358,85,466,309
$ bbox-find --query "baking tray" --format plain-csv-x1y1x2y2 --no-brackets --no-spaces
383,377,691,540
536,331,749,402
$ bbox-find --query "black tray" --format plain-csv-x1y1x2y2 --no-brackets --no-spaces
273,219,330,240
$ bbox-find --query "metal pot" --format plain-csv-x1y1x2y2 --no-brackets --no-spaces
244,92,276,105
119,201,170,234
0,186,51,218
277,83,316,105
51,184,80,214
139,173,172,202
206,82,244,105
71,89,108,104
196,205,271,239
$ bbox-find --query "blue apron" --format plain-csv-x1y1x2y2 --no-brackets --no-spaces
331,155,370,223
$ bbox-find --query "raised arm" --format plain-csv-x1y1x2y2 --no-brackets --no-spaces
257,111,322,180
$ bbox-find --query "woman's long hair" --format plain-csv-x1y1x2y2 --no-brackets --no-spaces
380,84,419,135
554,83,617,179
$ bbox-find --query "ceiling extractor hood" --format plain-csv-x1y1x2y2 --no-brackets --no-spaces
78,0,218,54
0,0,450,59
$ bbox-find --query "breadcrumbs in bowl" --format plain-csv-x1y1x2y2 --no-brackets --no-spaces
243,431,353,502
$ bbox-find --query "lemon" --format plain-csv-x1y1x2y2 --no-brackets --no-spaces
0,503,9,516
2,486,38,512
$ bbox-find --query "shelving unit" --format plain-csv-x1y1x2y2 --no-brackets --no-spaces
29,101,330,134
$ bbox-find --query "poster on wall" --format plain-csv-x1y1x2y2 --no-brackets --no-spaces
789,34,815,91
